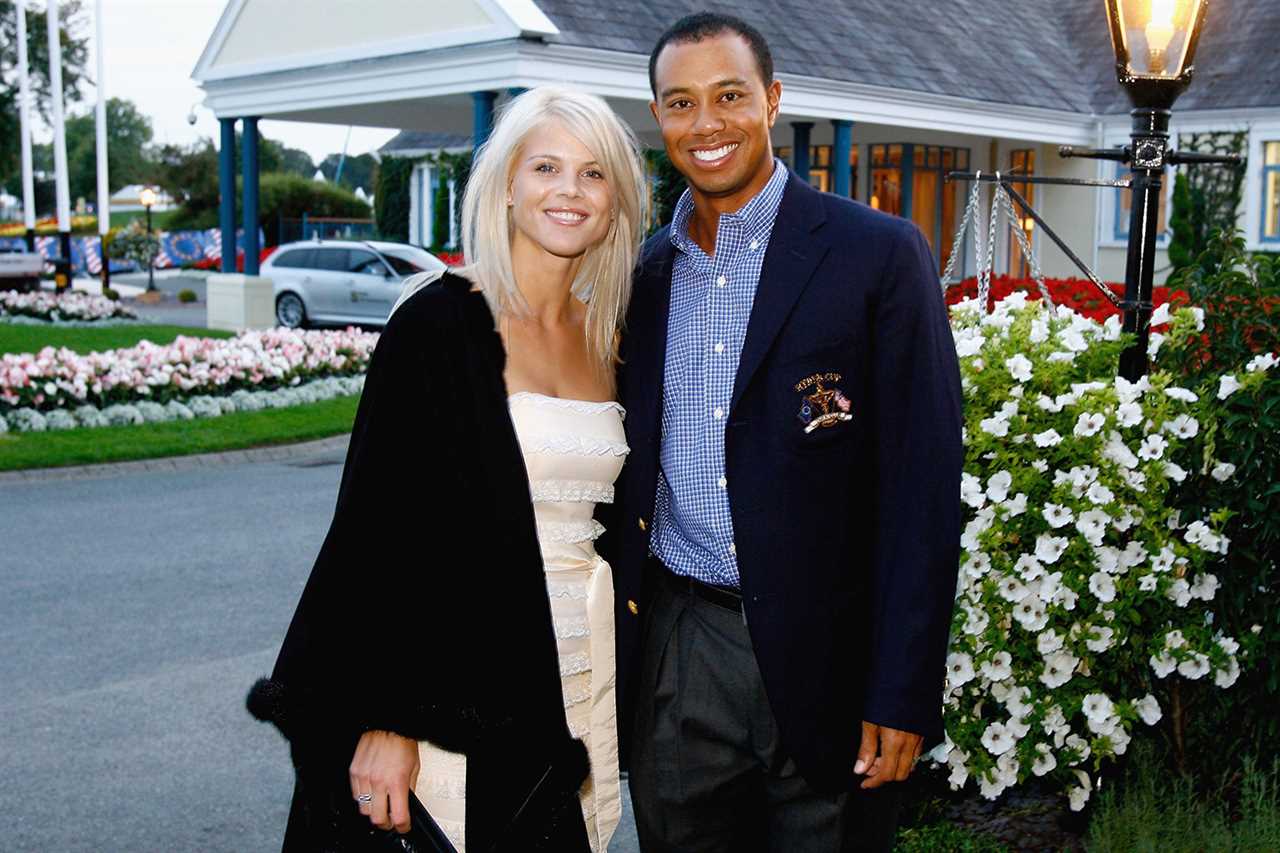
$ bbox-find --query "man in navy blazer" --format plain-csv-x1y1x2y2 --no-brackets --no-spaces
609,13,963,851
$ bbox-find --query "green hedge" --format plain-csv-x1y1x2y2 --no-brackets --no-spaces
375,157,414,243
257,173,370,245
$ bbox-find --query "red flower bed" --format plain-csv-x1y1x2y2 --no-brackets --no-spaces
435,251,464,266
946,275,1188,323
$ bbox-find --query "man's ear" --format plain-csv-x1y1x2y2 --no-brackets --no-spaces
649,100,660,125
766,80,783,127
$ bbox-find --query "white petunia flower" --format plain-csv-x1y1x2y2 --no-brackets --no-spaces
960,473,986,508
1077,509,1112,546
979,771,1008,800
1065,735,1092,764
1040,650,1078,688
1014,554,1045,580
1093,546,1120,575
946,652,976,687
1082,693,1115,723
1211,462,1237,482
1037,629,1063,655
1043,503,1074,528
948,761,969,789
986,470,1013,503
1136,694,1162,725
1218,374,1242,399
1086,482,1115,506
1035,534,1070,564
1165,386,1198,403
1246,352,1277,372
1038,571,1064,603
1189,573,1219,601
1215,657,1240,688
1036,393,1064,413
1031,459,1049,473
1162,414,1199,439
1138,433,1169,461
1005,354,1033,383
980,651,1014,682
1031,742,1058,776
1116,401,1144,428
1138,573,1158,592
1003,492,1028,517
1103,432,1140,469
1013,596,1049,631
1167,578,1192,607
1086,625,1116,652
1089,571,1117,603
1110,725,1132,755
981,721,1015,756
980,415,1011,437
962,606,989,636
1165,629,1187,649
1151,546,1176,573
1074,411,1106,437
1033,429,1063,447
1178,653,1210,680
1164,462,1188,483
997,575,1030,603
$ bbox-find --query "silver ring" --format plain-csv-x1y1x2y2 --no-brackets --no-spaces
356,793,373,805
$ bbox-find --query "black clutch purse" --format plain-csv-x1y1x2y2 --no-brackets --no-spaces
367,791,457,853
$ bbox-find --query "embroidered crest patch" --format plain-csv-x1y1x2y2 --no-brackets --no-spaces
794,373,853,434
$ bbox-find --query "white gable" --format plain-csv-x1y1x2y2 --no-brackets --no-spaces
193,0,558,82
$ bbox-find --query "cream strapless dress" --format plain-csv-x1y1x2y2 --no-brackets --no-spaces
415,391,628,852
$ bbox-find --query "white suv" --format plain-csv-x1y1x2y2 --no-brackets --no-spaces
262,239,447,328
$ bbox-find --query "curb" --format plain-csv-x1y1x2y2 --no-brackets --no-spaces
0,433,350,484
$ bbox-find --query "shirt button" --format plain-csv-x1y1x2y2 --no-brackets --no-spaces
717,476,727,489
714,407,724,419
717,275,727,287
714,342,725,353
750,239,760,251
729,543,737,555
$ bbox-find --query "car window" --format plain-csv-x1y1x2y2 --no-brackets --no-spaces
348,249,386,275
381,254,421,276
271,248,313,269
312,248,349,272
377,246,446,275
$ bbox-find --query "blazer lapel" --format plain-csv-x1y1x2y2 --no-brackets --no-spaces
628,242,675,451
730,175,830,414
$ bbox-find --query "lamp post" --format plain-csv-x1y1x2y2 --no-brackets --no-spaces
139,186,157,293
1103,0,1210,380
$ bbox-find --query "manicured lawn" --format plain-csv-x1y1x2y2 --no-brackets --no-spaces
0,324,231,356
108,209,184,230
0,395,358,471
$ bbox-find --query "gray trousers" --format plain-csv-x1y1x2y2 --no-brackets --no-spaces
628,571,904,853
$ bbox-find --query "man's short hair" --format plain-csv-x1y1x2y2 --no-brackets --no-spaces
648,12,774,96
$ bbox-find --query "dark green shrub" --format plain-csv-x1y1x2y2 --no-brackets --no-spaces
374,157,414,243
893,823,1010,853
646,148,686,233
256,173,370,246
177,289,197,303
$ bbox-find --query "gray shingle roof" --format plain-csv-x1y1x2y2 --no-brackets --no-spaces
533,0,1280,115
380,131,472,154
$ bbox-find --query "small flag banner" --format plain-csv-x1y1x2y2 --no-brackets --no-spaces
0,228,265,275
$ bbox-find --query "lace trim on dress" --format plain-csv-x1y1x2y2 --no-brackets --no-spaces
547,581,590,601
562,681,592,709
537,519,606,545
554,616,591,640
508,391,626,419
559,651,592,677
519,433,630,458
530,479,615,505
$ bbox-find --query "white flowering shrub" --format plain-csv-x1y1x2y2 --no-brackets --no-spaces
934,294,1254,812
0,290,137,323
8,407,47,432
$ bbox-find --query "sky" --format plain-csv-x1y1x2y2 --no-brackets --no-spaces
46,0,396,165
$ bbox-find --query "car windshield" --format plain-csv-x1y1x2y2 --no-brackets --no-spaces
377,246,445,276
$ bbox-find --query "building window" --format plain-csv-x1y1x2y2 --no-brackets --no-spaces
776,145,858,198
1113,163,1169,242
868,144,970,275
1264,142,1280,242
1009,149,1036,278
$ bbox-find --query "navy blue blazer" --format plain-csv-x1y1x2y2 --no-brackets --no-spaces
608,172,964,793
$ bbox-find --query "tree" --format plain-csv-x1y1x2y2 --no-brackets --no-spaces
153,139,220,229
374,156,413,243
65,97,154,203
319,152,376,193
277,145,314,178
1167,131,1248,276
0,0,90,196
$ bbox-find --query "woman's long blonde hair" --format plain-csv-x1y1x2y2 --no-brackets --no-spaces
456,86,648,373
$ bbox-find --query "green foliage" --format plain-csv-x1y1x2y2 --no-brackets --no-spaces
256,173,370,245
0,394,358,471
109,220,159,269
0,323,232,357
318,152,376,192
432,167,450,249
1087,745,1280,852
374,156,414,243
893,822,1010,853
100,287,118,301
177,289,197,304
1167,132,1248,277
646,148,686,233
64,98,154,202
1161,230,1280,769
153,139,220,230
0,0,90,195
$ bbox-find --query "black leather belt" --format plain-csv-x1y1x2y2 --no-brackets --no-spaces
650,555,743,613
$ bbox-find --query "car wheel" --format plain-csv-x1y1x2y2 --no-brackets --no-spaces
276,292,307,328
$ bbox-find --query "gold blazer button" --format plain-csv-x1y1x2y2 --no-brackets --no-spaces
627,599,639,615
637,517,647,531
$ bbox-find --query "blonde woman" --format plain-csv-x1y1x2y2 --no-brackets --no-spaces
247,87,647,853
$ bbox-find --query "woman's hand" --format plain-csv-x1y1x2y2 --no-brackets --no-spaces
349,729,420,833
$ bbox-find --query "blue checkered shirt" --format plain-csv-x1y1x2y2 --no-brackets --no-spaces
650,160,789,589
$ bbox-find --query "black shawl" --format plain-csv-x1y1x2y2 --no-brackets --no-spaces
247,273,590,851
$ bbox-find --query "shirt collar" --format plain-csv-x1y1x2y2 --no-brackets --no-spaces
669,158,789,255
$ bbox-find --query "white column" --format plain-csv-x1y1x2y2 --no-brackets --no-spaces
46,0,72,235
94,0,109,241
16,2,36,234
